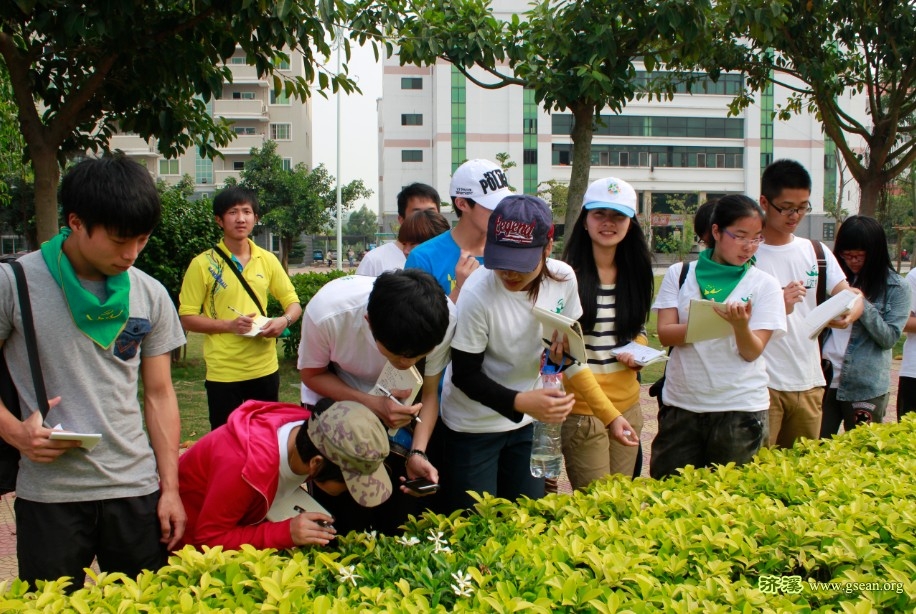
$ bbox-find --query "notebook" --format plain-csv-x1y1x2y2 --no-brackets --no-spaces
532,306,588,364
265,484,332,522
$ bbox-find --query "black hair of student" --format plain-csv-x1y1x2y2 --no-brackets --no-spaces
451,196,476,219
760,159,812,204
694,199,718,245
60,155,161,237
833,215,892,302
213,186,260,218
561,208,654,340
396,183,441,218
524,246,567,304
295,424,343,483
707,194,765,250
398,209,451,245
367,269,451,358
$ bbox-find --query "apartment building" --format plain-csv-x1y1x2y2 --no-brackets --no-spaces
110,49,312,199
377,3,867,244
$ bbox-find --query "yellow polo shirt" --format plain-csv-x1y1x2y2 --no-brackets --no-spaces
178,239,299,382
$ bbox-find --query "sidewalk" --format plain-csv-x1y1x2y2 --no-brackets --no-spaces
0,363,902,583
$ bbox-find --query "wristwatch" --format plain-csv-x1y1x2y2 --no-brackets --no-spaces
283,314,293,328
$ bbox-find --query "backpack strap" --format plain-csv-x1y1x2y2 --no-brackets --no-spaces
213,246,267,317
811,239,827,306
4,261,50,419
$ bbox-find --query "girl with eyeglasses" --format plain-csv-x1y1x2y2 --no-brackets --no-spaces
819,215,910,436
650,194,786,479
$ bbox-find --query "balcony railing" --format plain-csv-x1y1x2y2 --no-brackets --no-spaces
213,99,267,119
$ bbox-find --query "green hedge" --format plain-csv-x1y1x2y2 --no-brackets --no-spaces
3,418,915,611
267,270,350,360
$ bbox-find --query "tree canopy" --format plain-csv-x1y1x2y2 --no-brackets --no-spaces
238,140,372,270
0,0,363,242
717,0,916,216
357,0,714,239
345,205,378,237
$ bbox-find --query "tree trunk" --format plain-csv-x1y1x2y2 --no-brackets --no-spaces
31,146,61,243
280,234,292,272
858,176,885,218
562,101,596,244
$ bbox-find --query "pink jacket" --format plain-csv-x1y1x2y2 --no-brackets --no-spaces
177,401,311,550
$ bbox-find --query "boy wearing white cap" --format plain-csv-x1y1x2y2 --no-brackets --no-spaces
406,159,513,304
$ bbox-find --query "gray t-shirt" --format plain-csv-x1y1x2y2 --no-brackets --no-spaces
0,252,185,503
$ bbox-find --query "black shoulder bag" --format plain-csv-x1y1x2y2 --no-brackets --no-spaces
647,261,691,408
213,246,266,317
0,261,51,495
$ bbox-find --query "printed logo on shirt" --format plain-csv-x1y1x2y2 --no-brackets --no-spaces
805,265,818,289
703,284,723,297
554,298,565,313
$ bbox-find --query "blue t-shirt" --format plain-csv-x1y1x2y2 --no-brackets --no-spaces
405,230,483,294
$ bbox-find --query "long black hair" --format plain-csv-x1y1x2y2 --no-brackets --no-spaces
833,215,892,302
561,208,654,341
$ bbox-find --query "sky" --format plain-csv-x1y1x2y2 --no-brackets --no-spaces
310,42,383,217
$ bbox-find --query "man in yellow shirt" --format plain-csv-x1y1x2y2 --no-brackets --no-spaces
179,187,302,429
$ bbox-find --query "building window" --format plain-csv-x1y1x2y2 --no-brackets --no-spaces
401,113,423,126
270,90,290,105
523,149,538,165
270,124,291,140
229,57,247,65
232,91,256,100
402,150,423,162
274,57,290,70
233,161,245,171
283,158,292,171
451,66,467,173
233,126,256,135
823,223,836,240
158,159,179,175
401,77,423,90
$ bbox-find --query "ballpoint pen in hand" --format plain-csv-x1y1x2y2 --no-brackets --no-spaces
227,306,248,317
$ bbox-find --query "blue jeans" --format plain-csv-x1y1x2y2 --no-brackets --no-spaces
649,405,768,480
440,422,544,512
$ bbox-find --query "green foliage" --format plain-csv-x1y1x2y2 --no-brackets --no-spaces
345,205,378,237
267,270,350,359
134,177,222,306
716,0,916,216
0,0,369,242
536,179,569,220
4,418,915,610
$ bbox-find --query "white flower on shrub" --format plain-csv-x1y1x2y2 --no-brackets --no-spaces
337,565,361,586
428,530,452,553
396,535,421,546
450,570,474,598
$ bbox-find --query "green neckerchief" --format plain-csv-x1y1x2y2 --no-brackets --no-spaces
40,227,130,349
694,248,752,302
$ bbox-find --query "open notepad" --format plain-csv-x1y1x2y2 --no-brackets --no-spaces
532,306,588,364
609,342,668,367
801,289,860,340
684,299,734,344
49,424,101,450
265,484,332,522
238,315,272,337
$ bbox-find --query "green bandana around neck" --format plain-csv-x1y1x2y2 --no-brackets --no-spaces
694,248,753,302
40,227,130,349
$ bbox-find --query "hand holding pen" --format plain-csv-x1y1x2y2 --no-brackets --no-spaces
226,305,257,335
373,385,423,431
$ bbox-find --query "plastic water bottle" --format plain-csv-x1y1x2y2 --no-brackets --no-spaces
529,366,564,479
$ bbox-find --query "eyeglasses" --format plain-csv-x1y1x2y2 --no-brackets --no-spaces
768,201,813,217
722,228,764,246
840,251,866,263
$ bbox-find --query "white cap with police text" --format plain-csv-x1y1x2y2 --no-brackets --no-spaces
582,177,638,218
449,159,514,210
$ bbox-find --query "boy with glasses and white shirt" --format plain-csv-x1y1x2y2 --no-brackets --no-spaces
754,159,863,448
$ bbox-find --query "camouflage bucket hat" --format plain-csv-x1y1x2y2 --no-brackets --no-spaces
308,401,392,507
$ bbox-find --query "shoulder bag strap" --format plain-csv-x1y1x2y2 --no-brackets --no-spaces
213,246,266,317
9,261,50,420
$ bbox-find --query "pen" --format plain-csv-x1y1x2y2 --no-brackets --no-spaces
377,384,422,423
227,306,247,317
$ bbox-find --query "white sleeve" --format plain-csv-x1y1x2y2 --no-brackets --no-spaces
450,286,491,354
297,308,332,370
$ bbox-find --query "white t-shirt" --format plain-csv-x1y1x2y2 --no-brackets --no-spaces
297,275,456,405
652,262,786,413
754,236,847,391
822,326,851,389
440,259,582,433
898,271,916,377
356,242,405,277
